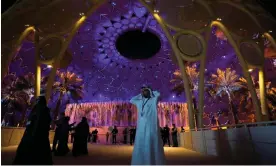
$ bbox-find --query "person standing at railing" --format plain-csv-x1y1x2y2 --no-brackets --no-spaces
71,129,75,143
106,132,110,144
129,127,135,145
163,125,171,147
88,131,92,143
180,126,185,132
123,128,128,144
112,125,118,144
94,129,98,143
132,126,136,143
171,124,178,147
160,127,165,146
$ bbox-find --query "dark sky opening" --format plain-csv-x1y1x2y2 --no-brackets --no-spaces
116,30,161,60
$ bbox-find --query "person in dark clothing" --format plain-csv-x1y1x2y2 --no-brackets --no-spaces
133,126,136,142
72,117,90,157
180,126,185,132
123,128,128,144
160,127,165,146
55,117,74,156
13,95,53,165
93,129,98,143
112,126,118,144
52,112,65,152
129,127,135,145
71,129,75,143
90,130,94,143
163,125,171,147
88,131,92,143
106,132,110,144
171,124,178,147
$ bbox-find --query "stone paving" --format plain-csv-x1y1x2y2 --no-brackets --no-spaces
1,144,225,165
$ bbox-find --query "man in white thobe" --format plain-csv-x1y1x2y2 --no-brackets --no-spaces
130,86,166,165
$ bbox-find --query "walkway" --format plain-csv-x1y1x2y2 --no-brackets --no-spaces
1,144,224,165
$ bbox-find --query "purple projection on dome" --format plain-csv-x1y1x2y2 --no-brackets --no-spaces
8,0,276,113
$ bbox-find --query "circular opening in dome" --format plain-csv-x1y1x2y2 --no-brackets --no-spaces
115,30,161,59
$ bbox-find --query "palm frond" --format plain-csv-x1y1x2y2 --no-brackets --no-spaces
170,64,199,95
52,70,84,103
209,68,243,98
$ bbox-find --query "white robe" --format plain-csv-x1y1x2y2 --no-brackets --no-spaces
130,90,166,165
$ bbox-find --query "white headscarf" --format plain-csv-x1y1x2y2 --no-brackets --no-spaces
141,85,155,98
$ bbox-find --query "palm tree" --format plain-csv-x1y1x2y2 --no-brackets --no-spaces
1,73,35,126
208,68,245,124
239,77,276,120
170,63,199,107
267,87,276,120
170,63,199,126
51,71,84,122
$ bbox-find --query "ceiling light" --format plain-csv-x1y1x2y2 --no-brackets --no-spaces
47,65,53,68
248,68,253,72
154,9,159,13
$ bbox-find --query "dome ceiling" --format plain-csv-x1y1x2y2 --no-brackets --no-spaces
6,0,276,103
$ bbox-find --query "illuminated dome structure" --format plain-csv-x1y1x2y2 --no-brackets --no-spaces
2,0,276,129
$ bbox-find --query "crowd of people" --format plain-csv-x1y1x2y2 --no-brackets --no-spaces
12,95,91,165
12,93,185,165
52,113,90,157
86,124,185,147
160,125,185,147
87,126,137,145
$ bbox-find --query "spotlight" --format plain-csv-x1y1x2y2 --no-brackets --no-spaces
47,65,53,68
248,68,253,72
154,9,159,13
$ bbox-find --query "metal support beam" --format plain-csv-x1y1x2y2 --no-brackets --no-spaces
142,15,151,33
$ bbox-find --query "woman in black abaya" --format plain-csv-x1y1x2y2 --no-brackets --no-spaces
55,116,72,156
13,95,53,165
72,117,89,157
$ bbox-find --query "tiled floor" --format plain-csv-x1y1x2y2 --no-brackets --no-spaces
1,144,224,165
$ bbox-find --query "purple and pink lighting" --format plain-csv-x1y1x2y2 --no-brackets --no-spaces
7,0,276,123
